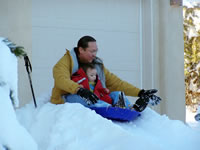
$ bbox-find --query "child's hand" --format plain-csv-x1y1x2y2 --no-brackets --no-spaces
104,88,110,94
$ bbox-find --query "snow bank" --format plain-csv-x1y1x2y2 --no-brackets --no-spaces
0,87,37,150
1,36,199,150
0,38,18,107
0,38,38,150
16,93,200,150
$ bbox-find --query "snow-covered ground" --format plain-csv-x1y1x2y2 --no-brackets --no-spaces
15,92,200,150
1,34,200,150
186,108,200,129
0,38,37,150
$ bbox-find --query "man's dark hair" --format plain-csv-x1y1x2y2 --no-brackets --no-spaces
74,36,96,56
77,36,96,49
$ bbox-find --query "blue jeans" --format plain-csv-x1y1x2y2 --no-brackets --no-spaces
63,91,132,108
63,94,111,108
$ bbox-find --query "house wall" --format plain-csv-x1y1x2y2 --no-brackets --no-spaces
140,0,185,121
158,0,185,121
0,0,186,121
32,0,142,103
0,0,32,107
143,0,185,121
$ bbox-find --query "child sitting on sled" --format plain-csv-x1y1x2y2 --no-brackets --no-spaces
71,63,161,112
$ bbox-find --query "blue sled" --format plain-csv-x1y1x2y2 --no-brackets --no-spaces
90,106,140,121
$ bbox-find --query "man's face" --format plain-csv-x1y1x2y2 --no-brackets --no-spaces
86,68,97,82
79,42,98,63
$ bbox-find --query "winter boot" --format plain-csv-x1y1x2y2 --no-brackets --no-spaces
113,92,126,108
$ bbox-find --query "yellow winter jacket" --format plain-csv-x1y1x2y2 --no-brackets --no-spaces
50,50,141,104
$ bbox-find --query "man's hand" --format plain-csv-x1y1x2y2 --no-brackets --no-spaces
138,89,162,106
149,95,162,106
133,97,149,112
138,89,158,98
77,88,99,105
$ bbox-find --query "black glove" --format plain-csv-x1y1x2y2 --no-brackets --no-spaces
77,88,99,105
133,89,161,112
138,89,158,98
133,97,149,112
148,95,162,106
139,89,161,106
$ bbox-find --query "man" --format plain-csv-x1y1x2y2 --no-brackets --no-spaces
51,36,161,112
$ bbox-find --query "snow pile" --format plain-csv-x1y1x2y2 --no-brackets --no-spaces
0,38,38,150
0,37,19,107
0,87,38,150
16,93,200,150
1,36,200,150
187,107,200,131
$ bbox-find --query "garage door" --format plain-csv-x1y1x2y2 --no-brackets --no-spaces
32,0,143,99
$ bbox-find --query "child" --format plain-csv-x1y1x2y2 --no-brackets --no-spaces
71,63,133,109
71,64,112,105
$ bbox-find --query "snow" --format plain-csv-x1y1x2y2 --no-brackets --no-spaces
186,107,200,131
15,92,200,150
183,0,200,7
0,87,37,150
0,37,19,107
1,37,200,150
183,8,200,40
0,38,38,150
193,10,200,31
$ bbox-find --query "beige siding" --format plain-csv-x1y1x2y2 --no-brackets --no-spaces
0,0,185,121
0,0,32,106
32,0,142,101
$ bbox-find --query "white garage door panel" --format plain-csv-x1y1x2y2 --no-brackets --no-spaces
32,29,140,70
32,67,53,96
98,33,140,70
32,0,142,96
33,0,140,33
110,70,140,86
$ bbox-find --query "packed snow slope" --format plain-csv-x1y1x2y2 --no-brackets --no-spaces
16,93,200,150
